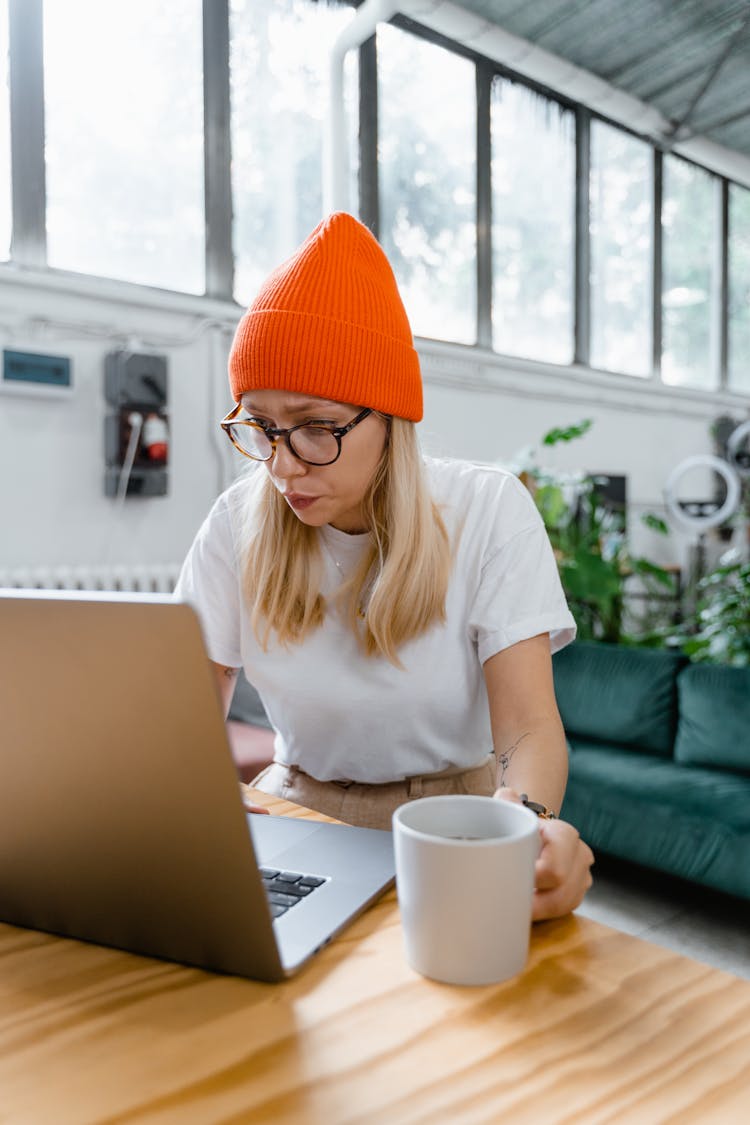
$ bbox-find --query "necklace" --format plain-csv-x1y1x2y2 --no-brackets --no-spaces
321,537,369,619
322,539,347,580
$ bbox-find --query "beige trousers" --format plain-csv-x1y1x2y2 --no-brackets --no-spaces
250,757,497,831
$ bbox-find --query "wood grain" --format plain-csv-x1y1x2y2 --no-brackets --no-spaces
1,791,748,1124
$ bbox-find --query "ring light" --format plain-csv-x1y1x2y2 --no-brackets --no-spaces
663,455,741,534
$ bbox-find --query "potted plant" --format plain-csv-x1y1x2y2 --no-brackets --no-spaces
515,420,676,644
667,549,750,666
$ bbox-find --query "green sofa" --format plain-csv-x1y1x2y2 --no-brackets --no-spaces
554,641,750,900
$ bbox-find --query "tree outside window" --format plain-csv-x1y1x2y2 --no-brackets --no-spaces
378,23,476,345
662,156,719,390
729,184,750,394
589,121,652,377
230,0,358,307
491,80,575,365
43,0,204,293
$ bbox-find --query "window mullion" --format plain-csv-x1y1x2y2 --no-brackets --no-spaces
476,61,492,350
574,106,591,366
8,0,46,268
652,149,663,379
358,32,379,236
203,0,233,300
716,178,729,389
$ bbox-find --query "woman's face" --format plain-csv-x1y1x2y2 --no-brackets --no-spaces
239,389,389,534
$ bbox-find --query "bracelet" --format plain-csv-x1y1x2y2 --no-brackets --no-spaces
520,794,558,819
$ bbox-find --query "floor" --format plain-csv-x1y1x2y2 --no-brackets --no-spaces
576,853,750,980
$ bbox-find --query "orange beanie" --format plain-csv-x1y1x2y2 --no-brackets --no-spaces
228,212,423,421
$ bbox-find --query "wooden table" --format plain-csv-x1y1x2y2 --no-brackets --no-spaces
2,792,749,1124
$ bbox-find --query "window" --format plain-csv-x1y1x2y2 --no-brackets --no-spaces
378,23,476,345
490,81,574,365
729,184,750,394
589,122,652,377
230,0,358,307
43,0,204,292
661,156,719,389
0,0,10,261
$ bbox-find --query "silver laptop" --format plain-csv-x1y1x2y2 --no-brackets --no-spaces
0,589,395,982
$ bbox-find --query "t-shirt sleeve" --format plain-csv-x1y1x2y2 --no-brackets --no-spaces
468,475,576,664
173,493,244,668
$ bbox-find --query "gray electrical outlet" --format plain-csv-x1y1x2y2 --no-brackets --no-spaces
105,351,167,407
104,350,169,499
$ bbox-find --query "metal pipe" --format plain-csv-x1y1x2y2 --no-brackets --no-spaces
324,0,400,214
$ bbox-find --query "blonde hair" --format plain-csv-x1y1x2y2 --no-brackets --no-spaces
240,419,451,665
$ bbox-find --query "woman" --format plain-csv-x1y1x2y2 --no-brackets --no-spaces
176,212,593,920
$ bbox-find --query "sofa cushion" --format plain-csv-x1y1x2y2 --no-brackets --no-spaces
553,642,683,756
674,664,750,775
561,745,750,898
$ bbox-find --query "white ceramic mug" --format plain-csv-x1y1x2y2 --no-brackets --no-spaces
393,795,540,986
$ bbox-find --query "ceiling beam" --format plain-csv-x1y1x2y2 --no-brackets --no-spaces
662,8,750,141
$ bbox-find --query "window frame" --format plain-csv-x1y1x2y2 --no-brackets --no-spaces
8,0,46,268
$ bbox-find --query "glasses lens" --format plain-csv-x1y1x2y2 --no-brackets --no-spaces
290,426,339,465
228,422,273,460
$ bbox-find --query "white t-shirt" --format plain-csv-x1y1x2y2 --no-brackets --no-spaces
175,458,576,782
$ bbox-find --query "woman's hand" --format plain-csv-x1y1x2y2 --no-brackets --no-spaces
494,787,594,921
240,782,270,815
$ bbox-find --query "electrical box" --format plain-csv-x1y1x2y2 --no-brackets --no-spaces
104,351,169,498
2,349,72,396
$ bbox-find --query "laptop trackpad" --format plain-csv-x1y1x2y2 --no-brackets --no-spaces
248,813,322,865
248,813,395,886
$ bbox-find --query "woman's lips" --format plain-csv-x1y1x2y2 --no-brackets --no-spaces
284,493,319,511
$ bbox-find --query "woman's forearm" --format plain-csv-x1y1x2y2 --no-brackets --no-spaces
493,714,569,814
484,639,592,920
483,636,569,815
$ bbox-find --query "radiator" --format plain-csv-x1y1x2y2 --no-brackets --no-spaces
0,563,181,594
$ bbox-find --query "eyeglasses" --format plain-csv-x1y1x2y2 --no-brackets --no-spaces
220,404,373,466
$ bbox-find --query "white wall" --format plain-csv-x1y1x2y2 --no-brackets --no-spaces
1,269,747,576
418,340,749,571
0,271,239,573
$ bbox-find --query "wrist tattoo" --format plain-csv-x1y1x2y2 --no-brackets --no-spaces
496,732,530,784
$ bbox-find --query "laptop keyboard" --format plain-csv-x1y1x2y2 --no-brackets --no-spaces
260,867,327,919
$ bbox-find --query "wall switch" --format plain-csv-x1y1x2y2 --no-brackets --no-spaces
104,351,167,407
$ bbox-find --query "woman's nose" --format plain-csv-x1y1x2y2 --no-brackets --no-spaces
270,440,307,480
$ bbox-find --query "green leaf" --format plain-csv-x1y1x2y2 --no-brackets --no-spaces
534,483,569,528
630,558,676,590
641,512,670,536
541,419,593,447
561,552,622,600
